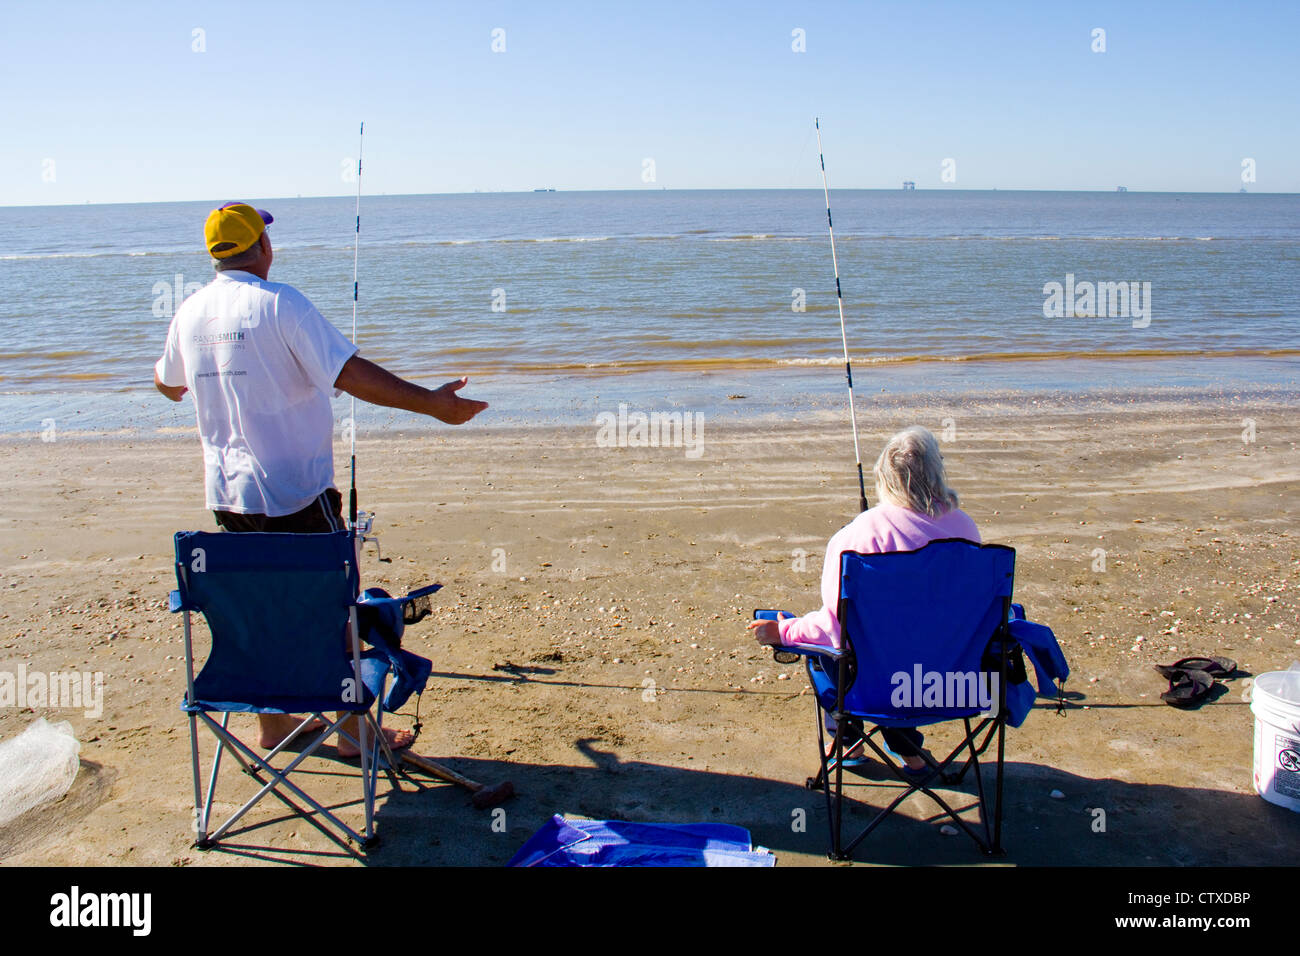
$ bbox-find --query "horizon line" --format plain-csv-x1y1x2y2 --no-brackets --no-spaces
1,185,1291,211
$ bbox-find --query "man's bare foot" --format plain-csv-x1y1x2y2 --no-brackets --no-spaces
258,714,327,749
337,725,415,759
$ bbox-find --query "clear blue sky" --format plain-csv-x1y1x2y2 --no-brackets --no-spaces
1,0,1295,205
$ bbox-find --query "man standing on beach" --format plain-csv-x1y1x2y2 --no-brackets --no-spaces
154,201,486,752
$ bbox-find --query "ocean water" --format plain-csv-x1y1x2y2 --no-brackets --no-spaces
1,189,1297,436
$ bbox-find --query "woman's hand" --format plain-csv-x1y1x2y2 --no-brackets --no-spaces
747,612,790,647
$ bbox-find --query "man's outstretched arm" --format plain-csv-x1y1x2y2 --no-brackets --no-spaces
334,356,487,425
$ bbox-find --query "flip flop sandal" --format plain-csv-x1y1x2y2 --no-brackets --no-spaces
1160,667,1215,708
1153,656,1238,681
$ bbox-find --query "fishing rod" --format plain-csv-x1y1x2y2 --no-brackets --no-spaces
349,122,363,534
815,117,869,514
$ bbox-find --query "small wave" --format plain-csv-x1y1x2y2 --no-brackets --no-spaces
780,347,1300,367
706,234,812,242
1,247,197,261
829,234,1245,242
1,251,111,261
412,235,615,247
531,236,611,243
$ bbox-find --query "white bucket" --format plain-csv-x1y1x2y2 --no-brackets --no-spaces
1250,670,1300,812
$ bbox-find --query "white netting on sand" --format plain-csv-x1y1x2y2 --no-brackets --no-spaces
0,718,81,827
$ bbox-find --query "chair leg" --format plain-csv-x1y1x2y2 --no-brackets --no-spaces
346,607,378,847
838,728,958,858
839,719,1003,857
830,712,849,861
961,717,994,850
808,698,1010,860
842,784,917,858
368,707,409,786
187,710,210,848
808,702,828,792
357,672,404,845
189,710,266,848
200,714,233,837
993,714,1006,855
814,728,868,782
808,698,842,858
944,717,996,783
199,712,370,846
359,709,373,843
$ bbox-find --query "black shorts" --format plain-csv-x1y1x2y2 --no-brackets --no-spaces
214,488,345,534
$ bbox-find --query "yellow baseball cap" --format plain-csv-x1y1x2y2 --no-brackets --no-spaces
204,202,274,258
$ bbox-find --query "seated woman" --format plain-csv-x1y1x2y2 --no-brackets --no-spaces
748,425,980,772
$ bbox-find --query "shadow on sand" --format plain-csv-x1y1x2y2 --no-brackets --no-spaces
181,734,1300,867
0,759,117,861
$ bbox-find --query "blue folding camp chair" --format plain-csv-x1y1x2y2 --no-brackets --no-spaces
169,529,432,850
774,538,1019,860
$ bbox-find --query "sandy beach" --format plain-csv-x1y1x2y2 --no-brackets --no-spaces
2,390,1298,866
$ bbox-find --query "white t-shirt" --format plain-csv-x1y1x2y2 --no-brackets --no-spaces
155,270,358,516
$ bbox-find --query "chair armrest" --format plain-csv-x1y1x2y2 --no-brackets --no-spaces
168,590,186,613
775,642,845,661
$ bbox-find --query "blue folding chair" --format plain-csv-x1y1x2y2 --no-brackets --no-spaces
775,538,1018,860
169,529,432,850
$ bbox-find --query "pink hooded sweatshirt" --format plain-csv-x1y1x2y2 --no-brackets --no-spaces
777,501,980,650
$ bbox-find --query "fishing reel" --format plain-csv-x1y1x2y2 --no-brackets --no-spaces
352,509,383,562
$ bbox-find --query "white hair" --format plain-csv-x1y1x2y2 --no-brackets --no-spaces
872,426,959,517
